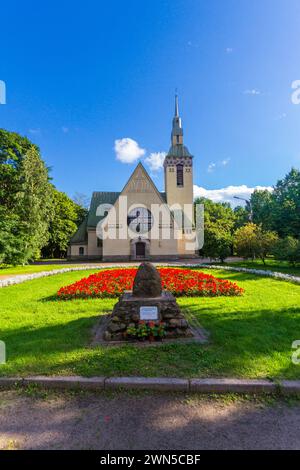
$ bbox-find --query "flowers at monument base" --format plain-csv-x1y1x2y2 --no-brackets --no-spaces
57,268,244,299
124,321,166,342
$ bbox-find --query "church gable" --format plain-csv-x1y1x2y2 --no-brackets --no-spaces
120,162,165,205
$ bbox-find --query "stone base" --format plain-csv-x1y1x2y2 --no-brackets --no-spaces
104,290,193,341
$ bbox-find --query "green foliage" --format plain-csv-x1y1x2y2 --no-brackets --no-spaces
254,227,278,264
234,223,278,263
233,205,249,229
0,210,26,265
0,132,53,264
195,197,235,261
204,224,232,262
234,223,257,260
195,197,235,231
16,146,53,261
271,168,300,238
42,189,87,258
0,129,86,263
272,236,300,266
0,129,39,210
250,189,274,230
250,169,300,238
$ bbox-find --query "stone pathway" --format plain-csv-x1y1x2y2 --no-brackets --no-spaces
0,390,299,450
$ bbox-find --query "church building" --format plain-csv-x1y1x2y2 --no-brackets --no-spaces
68,96,196,261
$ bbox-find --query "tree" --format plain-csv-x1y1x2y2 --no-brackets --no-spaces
195,197,235,231
42,189,87,258
0,130,52,264
234,223,278,263
15,146,53,262
0,210,26,265
255,227,278,264
234,205,249,229
0,129,38,210
250,189,274,230
204,224,232,262
73,192,90,210
272,236,300,266
195,198,235,260
271,168,300,238
234,223,258,260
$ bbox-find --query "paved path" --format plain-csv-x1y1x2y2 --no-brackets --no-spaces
0,391,299,450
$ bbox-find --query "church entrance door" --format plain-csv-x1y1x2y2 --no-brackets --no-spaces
135,242,146,259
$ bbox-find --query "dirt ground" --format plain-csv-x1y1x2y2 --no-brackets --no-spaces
0,390,299,450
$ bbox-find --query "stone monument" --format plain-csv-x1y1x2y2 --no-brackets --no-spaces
104,262,193,341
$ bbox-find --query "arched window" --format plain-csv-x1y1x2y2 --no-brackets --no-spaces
79,246,84,256
176,164,184,187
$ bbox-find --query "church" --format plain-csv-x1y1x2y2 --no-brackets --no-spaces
68,96,196,261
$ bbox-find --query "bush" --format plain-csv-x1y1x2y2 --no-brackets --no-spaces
234,223,278,264
272,236,300,265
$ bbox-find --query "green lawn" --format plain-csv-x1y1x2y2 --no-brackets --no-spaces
0,264,82,276
0,268,299,380
220,259,300,277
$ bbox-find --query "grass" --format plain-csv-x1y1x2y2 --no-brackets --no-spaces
0,268,299,380
219,259,300,277
0,264,83,277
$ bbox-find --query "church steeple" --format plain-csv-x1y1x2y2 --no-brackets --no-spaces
171,94,183,146
175,93,179,117
164,93,194,246
166,94,192,157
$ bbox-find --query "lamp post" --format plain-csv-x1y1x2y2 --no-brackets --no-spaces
233,196,253,222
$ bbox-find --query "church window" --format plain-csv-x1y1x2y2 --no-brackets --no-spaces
127,207,153,234
176,164,184,187
79,246,84,256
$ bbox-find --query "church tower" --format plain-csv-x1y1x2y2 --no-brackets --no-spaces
164,94,194,219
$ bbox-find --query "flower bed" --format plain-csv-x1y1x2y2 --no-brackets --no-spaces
57,268,244,299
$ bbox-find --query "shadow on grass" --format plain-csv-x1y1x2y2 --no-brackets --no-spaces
1,304,299,380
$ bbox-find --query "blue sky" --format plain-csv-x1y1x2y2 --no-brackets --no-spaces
1,0,300,205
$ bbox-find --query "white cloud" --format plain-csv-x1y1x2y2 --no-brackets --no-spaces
207,162,216,173
114,138,145,164
243,89,261,95
207,158,230,172
28,128,41,135
221,158,230,166
145,152,166,172
193,184,273,207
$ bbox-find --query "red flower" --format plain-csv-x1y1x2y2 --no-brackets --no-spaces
57,268,244,300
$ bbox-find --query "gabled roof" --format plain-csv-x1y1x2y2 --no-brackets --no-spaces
70,216,88,244
87,191,120,228
70,166,168,245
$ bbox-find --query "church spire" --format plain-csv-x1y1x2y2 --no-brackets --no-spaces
165,93,192,158
171,93,183,146
175,93,179,117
